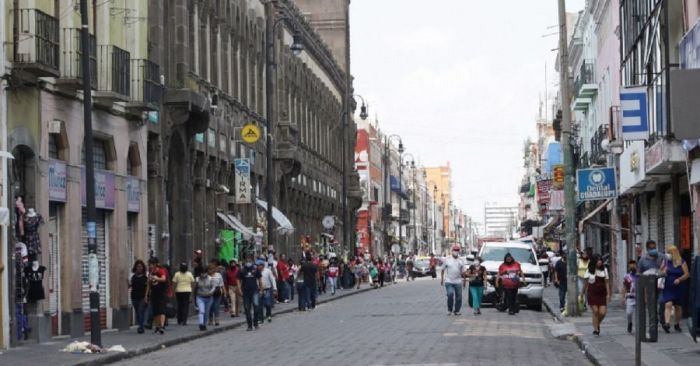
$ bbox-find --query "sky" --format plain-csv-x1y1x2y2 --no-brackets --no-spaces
350,0,585,224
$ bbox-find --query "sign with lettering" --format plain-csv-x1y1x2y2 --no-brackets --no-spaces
234,159,251,204
126,176,141,212
81,168,116,210
576,167,617,202
552,165,565,189
621,86,649,141
48,159,67,202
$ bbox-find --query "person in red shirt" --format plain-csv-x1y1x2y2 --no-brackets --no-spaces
145,257,168,334
498,253,523,315
429,253,438,279
276,254,291,303
225,260,240,317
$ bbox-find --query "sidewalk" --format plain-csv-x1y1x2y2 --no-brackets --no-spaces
0,284,384,366
542,286,700,366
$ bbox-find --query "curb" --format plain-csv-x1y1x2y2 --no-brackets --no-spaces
73,285,378,366
542,296,613,366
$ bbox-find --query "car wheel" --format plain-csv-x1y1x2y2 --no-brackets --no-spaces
528,300,543,312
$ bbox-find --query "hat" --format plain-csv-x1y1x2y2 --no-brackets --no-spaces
255,259,265,266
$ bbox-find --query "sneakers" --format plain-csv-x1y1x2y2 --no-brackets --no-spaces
447,311,452,316
246,327,253,331
137,328,144,334
674,324,682,332
453,312,461,316
199,325,207,331
627,322,633,334
267,316,272,323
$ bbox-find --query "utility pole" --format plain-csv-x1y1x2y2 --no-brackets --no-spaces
80,0,101,346
264,0,276,254
558,0,579,317
382,137,390,255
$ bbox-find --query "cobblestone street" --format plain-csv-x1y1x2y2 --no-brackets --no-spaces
117,279,591,366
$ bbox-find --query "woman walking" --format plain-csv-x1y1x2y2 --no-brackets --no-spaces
661,245,689,333
172,262,195,325
467,257,487,315
583,254,610,336
226,260,241,317
498,253,522,315
145,257,167,334
208,260,226,326
128,260,148,333
195,264,216,331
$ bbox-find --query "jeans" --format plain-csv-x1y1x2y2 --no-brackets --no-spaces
542,271,548,286
243,291,261,328
196,296,213,326
327,277,338,294
296,282,307,310
262,289,274,319
209,294,222,322
504,288,519,313
279,281,289,302
288,278,295,300
445,283,463,313
558,282,568,310
577,277,587,307
626,298,636,325
307,285,317,309
132,298,147,331
175,292,191,324
469,286,484,310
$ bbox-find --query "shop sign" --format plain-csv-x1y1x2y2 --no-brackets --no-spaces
536,179,552,204
645,140,664,172
552,165,565,189
48,159,67,202
621,86,649,141
234,159,251,204
576,167,617,201
81,168,116,209
126,176,140,212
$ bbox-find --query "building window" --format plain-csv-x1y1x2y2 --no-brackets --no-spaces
81,139,108,170
49,134,59,159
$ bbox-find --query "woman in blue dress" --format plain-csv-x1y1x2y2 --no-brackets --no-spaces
661,245,690,333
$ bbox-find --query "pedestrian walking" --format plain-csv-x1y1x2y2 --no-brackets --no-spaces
498,253,522,315
637,240,663,341
128,260,148,333
429,253,438,279
583,254,610,336
577,248,591,310
327,258,340,295
225,260,240,317
207,259,225,327
661,245,690,333
296,259,308,310
377,259,386,287
172,262,195,325
466,256,487,315
622,260,638,333
288,260,298,300
553,251,568,312
301,254,318,310
145,257,168,334
441,245,467,316
276,254,291,303
238,254,263,330
353,257,364,289
194,264,216,331
260,259,277,323
539,251,550,287
319,255,330,294
406,254,415,281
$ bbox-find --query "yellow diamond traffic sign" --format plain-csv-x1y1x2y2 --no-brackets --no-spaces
241,123,261,144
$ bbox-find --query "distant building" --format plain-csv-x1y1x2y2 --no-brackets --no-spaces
484,204,519,239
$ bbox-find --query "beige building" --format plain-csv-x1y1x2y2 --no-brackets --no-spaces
425,164,452,244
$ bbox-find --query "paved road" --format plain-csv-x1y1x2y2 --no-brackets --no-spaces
117,279,591,366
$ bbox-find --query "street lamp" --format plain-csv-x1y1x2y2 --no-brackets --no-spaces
383,134,403,255
402,153,417,255
265,2,304,253
341,94,368,256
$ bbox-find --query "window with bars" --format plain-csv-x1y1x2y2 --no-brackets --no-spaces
49,134,60,159
81,139,107,170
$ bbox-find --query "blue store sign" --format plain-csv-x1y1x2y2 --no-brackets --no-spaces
577,167,617,202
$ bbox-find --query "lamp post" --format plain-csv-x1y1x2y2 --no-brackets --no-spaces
426,181,438,255
402,153,417,255
383,135,403,255
341,94,367,256
265,1,304,252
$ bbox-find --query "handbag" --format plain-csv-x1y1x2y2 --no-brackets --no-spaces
164,301,177,319
213,287,222,297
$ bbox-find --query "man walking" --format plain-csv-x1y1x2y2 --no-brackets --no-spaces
260,259,277,323
441,245,467,315
237,254,263,331
276,254,290,303
300,254,319,310
429,253,438,279
553,250,567,312
637,240,663,342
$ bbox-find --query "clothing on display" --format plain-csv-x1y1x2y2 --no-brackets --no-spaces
24,263,46,303
23,210,44,255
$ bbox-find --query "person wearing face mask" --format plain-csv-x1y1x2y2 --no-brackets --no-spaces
553,250,568,312
499,253,523,315
622,260,638,334
441,245,467,315
660,245,689,333
637,240,663,341
583,254,611,336
466,257,487,315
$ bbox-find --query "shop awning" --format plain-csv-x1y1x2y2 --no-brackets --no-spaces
216,212,254,240
256,199,295,235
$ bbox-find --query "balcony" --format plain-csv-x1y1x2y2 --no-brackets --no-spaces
127,59,162,112
14,9,60,77
589,124,609,165
573,60,597,111
94,45,131,104
399,209,410,225
58,28,97,90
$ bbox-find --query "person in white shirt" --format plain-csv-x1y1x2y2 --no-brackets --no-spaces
441,244,467,316
259,260,277,323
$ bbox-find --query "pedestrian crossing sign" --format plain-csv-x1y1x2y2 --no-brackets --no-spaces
241,123,261,144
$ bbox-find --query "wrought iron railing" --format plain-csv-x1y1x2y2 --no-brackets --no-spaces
589,124,609,165
15,9,59,72
130,59,162,105
60,28,97,87
573,60,595,98
97,45,130,96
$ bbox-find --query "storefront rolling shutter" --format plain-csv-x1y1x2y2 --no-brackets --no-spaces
649,196,658,244
81,210,107,330
663,188,674,247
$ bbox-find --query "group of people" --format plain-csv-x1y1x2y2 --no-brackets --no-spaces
551,240,690,337
128,249,386,333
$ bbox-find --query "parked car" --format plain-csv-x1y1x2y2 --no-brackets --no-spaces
476,242,545,311
411,258,431,277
